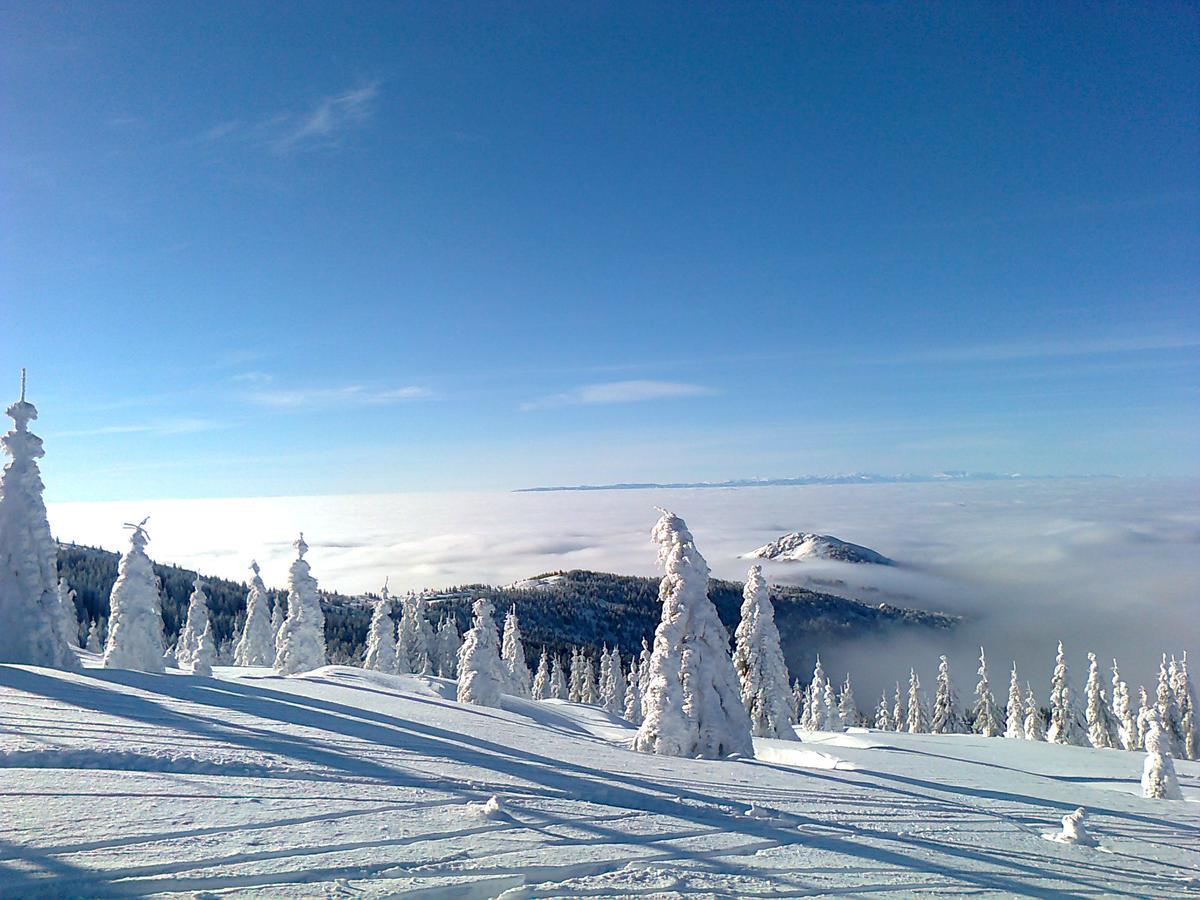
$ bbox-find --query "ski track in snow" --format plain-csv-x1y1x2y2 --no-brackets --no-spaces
1,656,1197,898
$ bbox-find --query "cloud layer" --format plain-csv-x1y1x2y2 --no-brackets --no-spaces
521,380,716,411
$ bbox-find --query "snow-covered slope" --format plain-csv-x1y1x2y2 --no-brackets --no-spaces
745,532,895,565
1,655,1196,897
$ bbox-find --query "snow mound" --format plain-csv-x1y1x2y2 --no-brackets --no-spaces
1043,807,1100,846
743,532,894,565
0,746,285,777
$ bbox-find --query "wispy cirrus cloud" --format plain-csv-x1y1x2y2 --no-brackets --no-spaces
520,380,717,412
242,384,432,409
54,418,228,438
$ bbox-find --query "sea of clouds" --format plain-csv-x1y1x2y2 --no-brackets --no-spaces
48,478,1199,700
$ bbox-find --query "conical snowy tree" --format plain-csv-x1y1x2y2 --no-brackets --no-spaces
624,660,644,724
1110,660,1136,751
1047,641,1083,745
103,519,166,673
1085,652,1121,749
500,605,532,697
569,647,584,702
362,583,397,673
875,692,893,730
931,655,960,734
0,376,77,669
532,648,551,700
632,510,753,759
821,678,839,730
456,597,504,707
973,648,1001,737
398,593,436,675
435,615,461,678
1174,652,1198,760
273,534,326,675
906,669,927,734
1005,663,1024,739
1135,685,1153,750
270,595,285,644
234,561,274,667
638,637,651,703
55,578,80,650
601,648,627,716
790,678,803,722
802,656,827,731
580,652,599,706
175,576,211,671
1156,655,1184,756
892,682,905,732
1142,710,1183,800
732,565,796,739
549,653,569,700
839,676,858,728
86,618,104,653
1024,682,1046,741
192,621,215,677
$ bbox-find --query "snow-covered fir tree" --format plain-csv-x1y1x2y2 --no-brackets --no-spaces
732,564,795,740
192,621,215,677
86,618,104,653
103,519,165,673
1175,652,1198,760
1047,641,1083,745
1141,710,1183,800
362,583,397,673
875,692,893,730
434,615,461,678
234,561,275,667
822,678,839,730
500,606,532,697
632,510,753,759
0,376,77,669
549,653,569,700
532,648,550,700
568,647,584,702
931,655,960,734
601,648,626,716
838,676,858,728
791,678,803,723
456,597,505,708
802,656,827,730
175,576,211,671
1024,682,1046,741
1085,652,1120,749
973,648,1001,737
906,669,928,734
1110,659,1136,751
270,595,285,645
273,534,326,675
398,593,436,675
1156,654,1184,756
892,682,905,732
637,637,651,703
624,660,644,725
1005,663,1024,739
55,578,80,650
580,652,599,706
1136,685,1153,750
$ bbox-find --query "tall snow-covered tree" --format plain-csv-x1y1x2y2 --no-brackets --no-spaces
732,565,795,739
580,652,599,706
434,615,461,678
457,597,504,708
568,647,584,702
802,656,827,731
875,692,893,730
791,678,804,722
192,621,216,676
270,595,285,644
906,670,927,734
1135,685,1153,750
1110,659,1136,751
1024,682,1046,741
398,593,436,675
86,618,104,653
973,648,1001,737
0,377,77,669
1142,711,1183,800
175,576,211,671
822,678,839,730
55,578,80,650
532,648,551,700
362,583,397,673
931,655,960,734
103,519,166,673
1156,655,1184,756
549,653,569,700
632,510,753,759
1005,663,1024,739
1174,652,1198,760
892,682,905,732
838,676,858,728
637,637,651,703
1047,641,1083,745
234,561,275,666
624,660,644,724
273,534,326,675
1085,652,1120,749
500,605,532,697
600,648,626,716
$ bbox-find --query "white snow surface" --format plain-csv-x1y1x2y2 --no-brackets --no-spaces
1,653,1197,898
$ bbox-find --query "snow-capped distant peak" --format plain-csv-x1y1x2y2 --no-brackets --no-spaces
743,532,894,565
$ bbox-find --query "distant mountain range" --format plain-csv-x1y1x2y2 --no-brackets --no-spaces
744,532,895,566
516,471,1036,492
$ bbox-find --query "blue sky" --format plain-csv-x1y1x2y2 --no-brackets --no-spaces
2,2,1197,501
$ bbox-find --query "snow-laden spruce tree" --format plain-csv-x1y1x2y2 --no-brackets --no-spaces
1110,660,1136,751
397,593,436,675
569,647,584,702
637,637,651,702
86,618,104,653
175,576,211,671
1047,641,1083,745
192,621,216,676
233,561,274,666
0,377,77,669
973,648,1001,737
273,534,326,675
1135,685,1153,749
103,519,166,673
500,605,532,697
1156,655,1184,756
838,676,858,728
1142,710,1183,800
1005,664,1024,739
55,578,80,650
624,660,644,724
931,655,961,734
822,678,839,730
1174,652,1198,760
363,583,397,672
456,597,505,707
791,678,804,722
892,682,905,731
875,692,893,730
549,653,569,699
906,670,928,733
270,594,285,644
802,656,827,730
1024,682,1046,740
532,648,551,700
632,510,753,759
1085,652,1121,749
580,652,599,705
601,648,626,716
732,565,795,739
434,615,461,678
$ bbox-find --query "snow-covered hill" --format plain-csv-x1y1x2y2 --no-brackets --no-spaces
745,532,896,565
1,655,1196,897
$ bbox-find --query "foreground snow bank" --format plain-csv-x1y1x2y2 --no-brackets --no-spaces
0,662,1197,897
